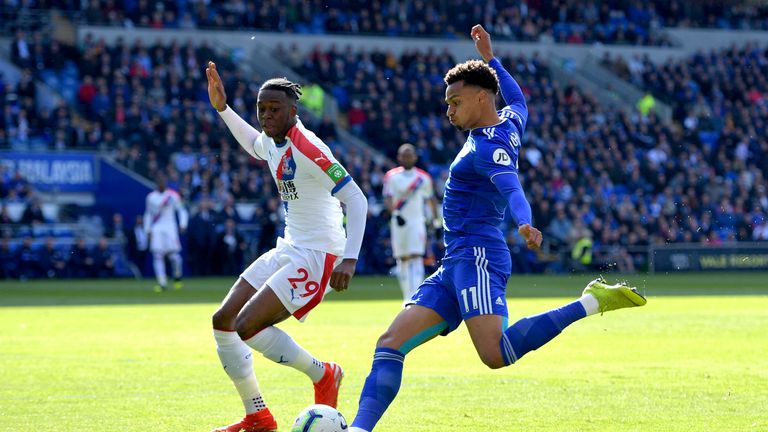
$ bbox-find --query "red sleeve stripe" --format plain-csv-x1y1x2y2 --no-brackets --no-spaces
287,125,334,171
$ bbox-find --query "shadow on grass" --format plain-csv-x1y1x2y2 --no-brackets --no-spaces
1,273,767,307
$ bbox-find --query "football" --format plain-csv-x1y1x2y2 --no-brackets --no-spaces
291,404,348,432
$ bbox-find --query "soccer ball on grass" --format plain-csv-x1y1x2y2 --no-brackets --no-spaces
291,404,348,431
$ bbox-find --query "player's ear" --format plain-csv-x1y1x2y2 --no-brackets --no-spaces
478,88,489,105
290,101,298,117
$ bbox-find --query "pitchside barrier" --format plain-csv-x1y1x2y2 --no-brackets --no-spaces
650,242,768,272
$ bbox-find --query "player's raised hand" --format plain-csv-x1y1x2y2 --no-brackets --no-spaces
518,224,542,250
329,258,357,292
471,24,494,63
206,61,227,112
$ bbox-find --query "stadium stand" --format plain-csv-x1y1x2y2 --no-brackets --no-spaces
2,3,768,280
6,0,681,45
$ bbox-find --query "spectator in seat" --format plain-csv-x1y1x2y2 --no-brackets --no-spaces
1,238,16,279
187,198,218,276
39,237,68,278
93,236,116,277
21,198,45,225
69,238,95,278
216,218,246,276
16,236,38,279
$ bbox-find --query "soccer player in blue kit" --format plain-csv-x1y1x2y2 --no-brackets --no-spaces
348,25,647,432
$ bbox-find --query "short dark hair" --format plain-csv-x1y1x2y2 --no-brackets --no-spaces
260,77,302,101
443,60,499,94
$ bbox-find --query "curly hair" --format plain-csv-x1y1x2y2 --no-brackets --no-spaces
260,77,303,101
443,60,499,94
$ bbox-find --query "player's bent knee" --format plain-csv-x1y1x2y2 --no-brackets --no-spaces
478,348,506,369
375,330,401,350
234,315,262,341
212,308,235,331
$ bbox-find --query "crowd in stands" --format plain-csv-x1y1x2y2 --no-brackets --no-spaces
11,1,765,46
603,44,768,242
283,43,768,272
0,164,122,279
4,24,768,279
11,0,684,46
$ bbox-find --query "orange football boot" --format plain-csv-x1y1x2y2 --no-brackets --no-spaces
313,362,344,408
211,408,278,432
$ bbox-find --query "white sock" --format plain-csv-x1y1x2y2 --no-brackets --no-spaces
243,326,326,383
214,329,266,414
169,252,182,279
409,258,424,299
152,252,167,287
395,259,410,300
349,428,369,432
579,293,600,316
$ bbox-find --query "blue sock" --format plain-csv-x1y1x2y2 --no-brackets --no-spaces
351,347,405,431
500,300,587,365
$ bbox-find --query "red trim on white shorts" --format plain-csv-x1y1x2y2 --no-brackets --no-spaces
293,253,337,320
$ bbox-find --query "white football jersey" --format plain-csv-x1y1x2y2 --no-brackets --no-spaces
383,167,433,224
143,189,188,234
249,119,350,256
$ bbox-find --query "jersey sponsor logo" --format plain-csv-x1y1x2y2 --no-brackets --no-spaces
313,153,328,164
278,179,299,201
493,148,512,166
482,127,495,139
510,132,521,148
325,162,347,183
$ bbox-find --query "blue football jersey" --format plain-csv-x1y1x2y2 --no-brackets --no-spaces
442,107,525,256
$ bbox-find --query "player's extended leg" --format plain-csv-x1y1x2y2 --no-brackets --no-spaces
237,285,327,383
211,278,277,432
350,305,448,432
168,252,183,289
407,254,424,299
394,257,410,301
151,252,168,292
467,277,647,368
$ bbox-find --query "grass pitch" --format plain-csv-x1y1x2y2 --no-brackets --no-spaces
1,273,766,431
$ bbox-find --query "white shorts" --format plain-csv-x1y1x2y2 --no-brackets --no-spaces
240,238,341,322
391,220,426,258
150,229,181,254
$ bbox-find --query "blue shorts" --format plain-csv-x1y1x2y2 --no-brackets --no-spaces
409,246,511,335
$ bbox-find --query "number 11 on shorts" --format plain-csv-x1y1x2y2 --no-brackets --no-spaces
460,286,478,312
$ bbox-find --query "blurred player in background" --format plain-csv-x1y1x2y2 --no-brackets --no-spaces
348,25,647,432
382,143,440,302
143,173,188,292
206,61,367,432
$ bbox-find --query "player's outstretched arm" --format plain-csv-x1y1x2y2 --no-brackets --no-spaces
518,224,542,250
329,180,368,291
491,172,540,250
174,194,189,233
206,61,227,112
471,25,528,122
207,61,263,159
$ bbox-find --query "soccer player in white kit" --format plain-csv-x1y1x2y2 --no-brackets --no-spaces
206,62,368,432
383,143,440,301
143,173,188,292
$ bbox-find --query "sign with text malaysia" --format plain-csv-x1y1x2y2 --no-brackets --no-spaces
651,243,768,272
0,152,98,192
